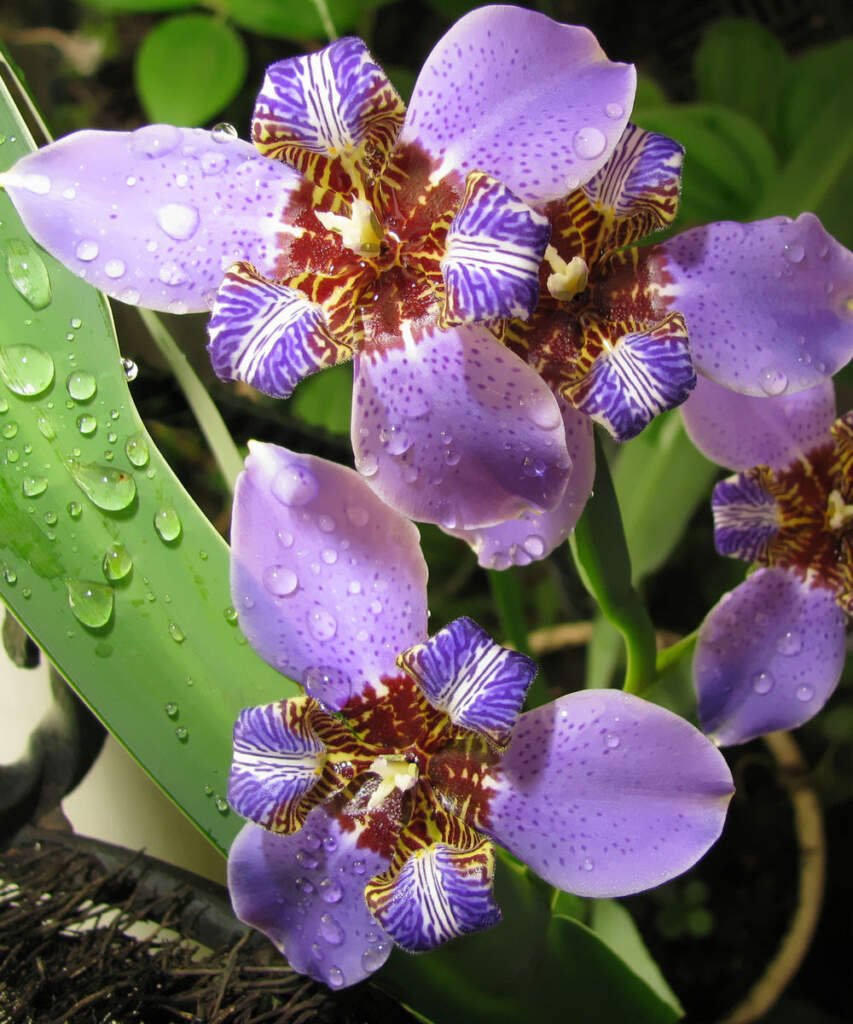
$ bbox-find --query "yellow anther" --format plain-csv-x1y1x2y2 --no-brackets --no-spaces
544,246,588,301
365,754,418,811
827,488,853,531
316,198,383,257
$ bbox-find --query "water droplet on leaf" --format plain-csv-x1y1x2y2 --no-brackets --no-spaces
5,238,51,309
154,507,182,542
76,413,97,435
65,579,114,628
21,476,47,497
125,432,150,467
69,461,136,511
66,370,97,401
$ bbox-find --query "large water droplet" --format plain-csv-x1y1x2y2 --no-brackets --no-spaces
5,238,51,309
0,344,55,396
263,564,298,596
775,631,802,656
125,432,150,467
751,671,775,695
69,461,136,511
573,126,607,159
154,506,182,542
356,452,379,477
523,535,546,558
758,366,788,396
326,965,345,988
271,463,319,506
525,396,562,430
66,370,97,401
76,413,97,436
21,475,47,497
156,203,200,241
308,607,337,641
211,122,238,142
103,542,132,581
319,877,343,904
104,258,126,279
65,579,114,628
361,945,387,972
795,684,815,702
75,239,99,262
783,242,805,264
131,124,181,157
319,913,344,946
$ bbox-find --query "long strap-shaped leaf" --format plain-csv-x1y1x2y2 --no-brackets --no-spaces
0,65,296,858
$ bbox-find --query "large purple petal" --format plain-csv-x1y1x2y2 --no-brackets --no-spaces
231,443,428,709
2,126,305,313
398,617,537,746
681,374,837,471
479,690,733,897
351,324,570,531
653,214,853,395
400,6,635,205
228,809,393,988
446,403,595,568
694,568,847,746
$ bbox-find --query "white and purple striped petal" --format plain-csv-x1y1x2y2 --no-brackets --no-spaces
365,841,500,952
441,171,550,324
400,6,635,205
228,699,325,832
1,125,303,312
352,324,570,531
252,38,404,181
712,473,780,561
398,617,536,746
652,214,853,395
681,374,837,471
228,810,394,989
231,443,428,709
694,568,847,745
208,263,349,398
445,403,595,568
479,690,733,897
569,312,695,441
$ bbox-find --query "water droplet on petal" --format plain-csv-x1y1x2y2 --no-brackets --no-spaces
263,565,298,596
356,452,379,477
573,126,607,159
67,370,97,401
75,239,99,262
319,878,343,903
131,124,181,158
65,579,114,628
522,455,546,478
0,344,55,396
201,151,227,175
751,671,774,695
604,732,620,749
326,965,345,988
605,102,624,119
272,463,319,506
759,366,788,396
323,835,337,853
154,506,182,542
581,857,595,872
69,461,136,511
369,599,382,615
159,261,188,286
297,849,320,869
156,203,200,241
308,607,337,641
361,945,387,971
104,258,126,279
345,504,369,527
318,514,336,533
321,548,338,565
523,535,545,558
319,913,344,945
795,684,814,702
775,631,802,656
5,238,51,309
103,541,132,581
783,242,805,264
211,122,238,142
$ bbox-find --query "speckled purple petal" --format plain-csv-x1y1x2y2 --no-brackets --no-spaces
231,443,428,709
712,473,780,561
2,125,304,313
480,690,733,897
681,374,837,471
446,402,595,568
398,617,537,746
228,810,393,989
207,262,350,398
653,214,853,395
351,324,570,531
400,6,635,205
694,568,847,746
441,171,550,324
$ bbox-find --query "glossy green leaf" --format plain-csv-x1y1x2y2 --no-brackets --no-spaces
135,14,248,127
632,105,777,227
0,74,296,858
221,0,392,40
288,361,352,437
611,411,717,584
694,19,789,149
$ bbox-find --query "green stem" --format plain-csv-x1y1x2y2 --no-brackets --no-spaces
138,309,243,493
487,568,550,708
308,0,337,40
656,630,697,675
569,432,657,695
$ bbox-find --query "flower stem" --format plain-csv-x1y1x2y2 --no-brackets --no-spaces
569,431,657,694
137,309,243,494
487,568,550,707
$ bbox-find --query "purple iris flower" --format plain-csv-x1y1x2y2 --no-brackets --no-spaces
225,441,733,988
687,380,851,745
0,6,645,536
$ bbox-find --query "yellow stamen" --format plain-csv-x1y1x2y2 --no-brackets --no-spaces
827,488,853,531
365,754,418,811
544,245,588,301
315,197,383,257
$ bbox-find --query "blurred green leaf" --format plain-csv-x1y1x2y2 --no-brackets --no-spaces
635,73,667,109
611,411,716,584
135,14,248,127
694,19,789,149
0,73,296,858
781,39,853,155
643,633,699,723
288,362,352,437
590,899,684,1017
80,0,196,10
585,614,622,689
633,105,778,227
222,0,391,40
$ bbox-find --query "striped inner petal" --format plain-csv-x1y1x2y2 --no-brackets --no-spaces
712,470,781,561
567,311,694,440
207,262,351,399
252,38,405,192
364,792,500,951
397,617,536,747
228,697,326,832
441,170,550,325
